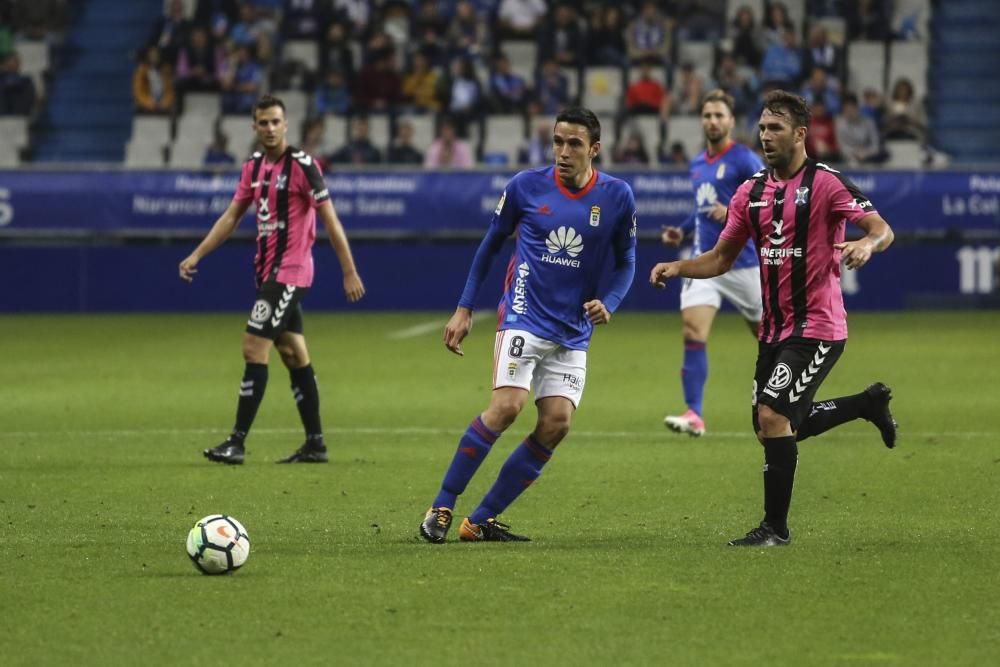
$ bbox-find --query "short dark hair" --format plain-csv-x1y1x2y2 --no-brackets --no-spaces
762,89,811,129
253,94,286,120
555,107,601,144
702,89,736,116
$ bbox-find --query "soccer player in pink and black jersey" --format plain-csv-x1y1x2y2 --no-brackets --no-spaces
179,94,365,464
650,90,899,547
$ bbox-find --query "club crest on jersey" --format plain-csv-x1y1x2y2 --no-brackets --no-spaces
716,163,726,179
589,205,601,227
507,362,518,379
795,186,810,205
276,174,288,191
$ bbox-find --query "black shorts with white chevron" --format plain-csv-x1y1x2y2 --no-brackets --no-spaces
245,281,309,340
751,337,846,432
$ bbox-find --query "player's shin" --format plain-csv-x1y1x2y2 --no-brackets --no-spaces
433,416,501,509
796,392,868,440
290,364,323,445
761,435,797,537
468,435,552,525
231,363,269,442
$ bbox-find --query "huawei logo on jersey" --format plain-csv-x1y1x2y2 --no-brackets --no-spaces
696,182,718,207
542,226,583,268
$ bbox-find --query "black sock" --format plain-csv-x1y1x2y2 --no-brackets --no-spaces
796,392,868,441
290,364,324,446
232,362,268,441
762,435,798,537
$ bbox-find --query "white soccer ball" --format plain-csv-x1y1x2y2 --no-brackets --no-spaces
186,515,251,575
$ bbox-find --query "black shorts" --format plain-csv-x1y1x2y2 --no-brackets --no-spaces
752,337,846,432
245,281,309,340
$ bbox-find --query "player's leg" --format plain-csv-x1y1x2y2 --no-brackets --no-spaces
275,317,330,463
729,338,845,546
796,382,898,448
460,344,584,542
665,277,722,436
420,330,537,543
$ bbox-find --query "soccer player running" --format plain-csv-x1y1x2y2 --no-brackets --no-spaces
661,90,764,437
178,94,365,465
420,107,637,543
650,90,898,547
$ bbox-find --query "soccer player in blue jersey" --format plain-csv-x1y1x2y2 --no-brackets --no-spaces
660,90,764,437
419,107,638,543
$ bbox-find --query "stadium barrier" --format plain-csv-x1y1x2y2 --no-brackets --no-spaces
1,169,998,312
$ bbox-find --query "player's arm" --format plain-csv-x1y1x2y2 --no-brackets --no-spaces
317,200,365,302
650,236,743,288
444,224,510,355
834,213,894,270
662,209,695,247
587,204,637,325
178,199,252,283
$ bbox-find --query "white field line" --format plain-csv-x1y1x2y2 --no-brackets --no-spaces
0,427,994,440
387,312,492,339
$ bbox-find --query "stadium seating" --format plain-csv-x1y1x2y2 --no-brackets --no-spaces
847,41,887,96
885,139,925,168
124,116,172,168
0,117,29,167
675,41,713,85
282,39,319,74
667,116,705,161
17,42,49,101
889,41,929,100
482,114,526,165
582,66,624,115
503,40,538,83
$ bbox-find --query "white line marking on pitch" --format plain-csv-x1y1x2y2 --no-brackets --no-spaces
387,312,491,339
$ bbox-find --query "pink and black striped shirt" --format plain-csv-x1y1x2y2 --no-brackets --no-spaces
721,159,878,343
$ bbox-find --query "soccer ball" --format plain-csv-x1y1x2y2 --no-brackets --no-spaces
186,514,251,575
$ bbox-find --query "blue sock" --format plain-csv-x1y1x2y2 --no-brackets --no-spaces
681,339,708,416
468,435,552,525
433,416,500,509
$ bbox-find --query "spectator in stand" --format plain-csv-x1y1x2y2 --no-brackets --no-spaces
497,0,547,40
387,119,425,165
300,117,329,172
175,26,225,97
587,4,628,67
535,58,570,114
229,3,276,62
883,77,926,143
613,128,651,165
760,28,802,89
318,22,355,89
448,0,490,62
805,98,842,163
729,5,764,68
194,0,240,32
801,24,843,82
280,0,333,39
800,65,841,116
860,86,885,128
762,1,795,47
624,61,671,118
132,46,175,115
12,0,69,40
676,0,725,41
424,117,474,168
355,47,402,113
332,0,372,37
518,118,552,166
714,50,759,116
0,51,35,115
488,52,528,113
627,1,674,68
439,55,482,136
327,115,383,165
661,140,689,166
402,50,442,114
314,68,352,116
221,44,263,115
835,92,886,165
203,130,236,167
149,0,192,65
411,0,449,67
847,0,890,41
538,3,585,69
674,61,709,116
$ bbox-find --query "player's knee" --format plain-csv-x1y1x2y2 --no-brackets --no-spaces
756,405,788,435
485,399,523,430
681,321,706,341
275,341,297,365
535,414,571,447
241,339,268,364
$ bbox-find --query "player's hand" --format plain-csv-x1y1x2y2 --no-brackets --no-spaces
834,238,874,270
708,202,728,223
583,300,610,325
343,271,365,302
660,225,683,247
649,262,680,289
179,254,199,283
443,307,473,356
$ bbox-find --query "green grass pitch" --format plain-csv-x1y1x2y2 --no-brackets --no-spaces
1,311,998,666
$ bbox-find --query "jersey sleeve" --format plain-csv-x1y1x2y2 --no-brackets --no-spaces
292,150,330,208
825,170,878,225
232,159,255,204
601,184,637,314
456,174,524,309
719,180,753,246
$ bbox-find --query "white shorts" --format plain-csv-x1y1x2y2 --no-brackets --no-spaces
679,265,763,322
493,329,587,408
